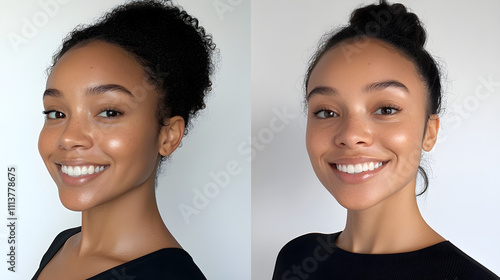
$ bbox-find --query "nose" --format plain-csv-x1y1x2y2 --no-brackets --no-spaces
58,116,93,151
334,115,373,148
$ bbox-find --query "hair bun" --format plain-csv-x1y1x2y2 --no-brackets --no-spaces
349,1,427,48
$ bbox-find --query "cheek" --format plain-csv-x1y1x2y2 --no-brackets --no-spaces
382,122,424,172
306,126,322,160
107,139,122,149
100,125,159,165
38,126,55,162
306,125,332,170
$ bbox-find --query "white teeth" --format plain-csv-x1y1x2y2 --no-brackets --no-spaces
347,165,355,174
73,166,81,176
354,164,363,173
61,165,106,177
336,162,384,174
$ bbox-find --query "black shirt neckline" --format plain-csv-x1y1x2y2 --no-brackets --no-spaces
327,231,451,257
33,226,194,280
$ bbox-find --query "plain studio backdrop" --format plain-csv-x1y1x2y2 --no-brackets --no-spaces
0,0,499,280
252,0,500,280
0,1,249,280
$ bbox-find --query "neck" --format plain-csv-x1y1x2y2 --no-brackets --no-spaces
337,178,444,254
74,176,180,259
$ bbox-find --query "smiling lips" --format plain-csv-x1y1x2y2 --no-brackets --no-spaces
335,162,383,174
330,159,388,184
61,165,108,177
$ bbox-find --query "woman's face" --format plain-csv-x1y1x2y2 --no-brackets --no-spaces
306,39,438,211
38,41,166,211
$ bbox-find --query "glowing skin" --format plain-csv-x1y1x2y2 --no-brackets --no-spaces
37,41,184,279
306,39,442,253
39,41,171,211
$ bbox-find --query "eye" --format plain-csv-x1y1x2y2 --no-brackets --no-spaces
374,106,400,115
43,110,65,119
314,109,338,119
97,109,122,118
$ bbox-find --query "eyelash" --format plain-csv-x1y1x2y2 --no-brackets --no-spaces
312,104,402,119
42,110,65,120
374,104,401,115
42,108,124,119
313,108,338,119
97,107,123,118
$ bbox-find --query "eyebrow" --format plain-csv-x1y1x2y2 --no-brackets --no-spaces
306,86,338,101
43,84,134,98
363,80,409,93
306,80,409,101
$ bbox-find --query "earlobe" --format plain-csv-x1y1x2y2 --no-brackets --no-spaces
422,114,439,152
158,116,185,157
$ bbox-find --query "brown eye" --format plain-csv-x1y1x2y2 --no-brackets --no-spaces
98,110,122,118
43,110,65,119
314,110,338,119
374,106,400,115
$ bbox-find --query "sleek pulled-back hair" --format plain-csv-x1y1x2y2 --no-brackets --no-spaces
305,0,442,195
50,0,216,137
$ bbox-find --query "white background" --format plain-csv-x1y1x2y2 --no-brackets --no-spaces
252,1,500,280
0,0,250,280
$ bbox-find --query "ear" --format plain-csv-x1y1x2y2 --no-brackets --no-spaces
158,116,185,157
422,114,439,152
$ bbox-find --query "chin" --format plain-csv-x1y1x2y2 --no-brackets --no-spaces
58,190,98,212
337,199,381,211
59,199,91,212
335,197,379,211
328,187,387,211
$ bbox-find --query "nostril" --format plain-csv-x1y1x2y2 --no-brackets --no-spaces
58,129,93,150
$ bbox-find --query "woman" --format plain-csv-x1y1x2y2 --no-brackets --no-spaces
33,1,214,279
272,1,499,279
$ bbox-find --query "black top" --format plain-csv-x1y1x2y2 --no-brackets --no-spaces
32,227,206,280
272,232,500,280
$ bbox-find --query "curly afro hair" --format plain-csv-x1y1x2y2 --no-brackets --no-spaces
50,0,216,137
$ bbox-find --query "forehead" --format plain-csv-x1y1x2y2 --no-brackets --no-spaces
47,41,147,92
308,39,423,93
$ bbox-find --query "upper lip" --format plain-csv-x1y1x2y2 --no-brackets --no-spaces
330,156,388,165
55,159,109,166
